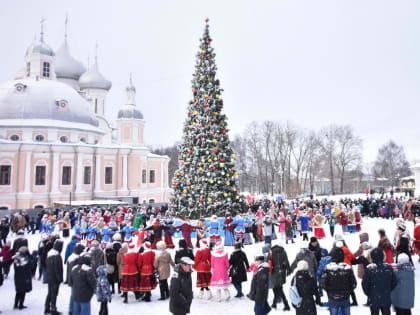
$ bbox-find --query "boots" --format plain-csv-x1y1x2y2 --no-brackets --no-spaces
224,288,230,301
122,292,128,304
206,290,212,300
198,290,204,299
283,300,290,311
216,289,221,302
14,294,19,309
159,286,166,300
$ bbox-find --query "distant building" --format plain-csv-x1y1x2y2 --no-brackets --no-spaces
411,163,420,197
0,22,170,210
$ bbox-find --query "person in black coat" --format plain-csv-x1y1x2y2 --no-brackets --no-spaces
229,243,249,297
362,247,397,315
69,253,97,314
309,237,322,264
174,239,194,264
322,247,357,315
0,217,9,246
269,243,291,310
13,246,35,310
169,257,194,315
104,243,118,294
293,260,320,315
44,239,64,314
66,243,85,314
12,236,28,255
248,255,270,315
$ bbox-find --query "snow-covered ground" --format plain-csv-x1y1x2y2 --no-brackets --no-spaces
0,217,419,315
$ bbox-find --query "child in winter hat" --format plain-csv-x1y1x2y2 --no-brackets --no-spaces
96,265,112,314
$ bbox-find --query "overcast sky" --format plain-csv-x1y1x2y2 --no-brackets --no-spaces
1,0,420,163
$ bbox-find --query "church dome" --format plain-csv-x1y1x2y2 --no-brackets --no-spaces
79,61,112,91
25,40,55,57
118,105,144,119
0,78,99,129
55,41,86,80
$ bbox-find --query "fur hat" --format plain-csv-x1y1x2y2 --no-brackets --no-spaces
144,241,152,249
128,243,135,250
156,240,166,250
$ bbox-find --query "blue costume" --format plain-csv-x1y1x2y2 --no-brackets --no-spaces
74,224,83,240
101,228,115,243
232,216,246,243
86,226,99,246
206,219,221,246
298,215,311,232
120,225,138,243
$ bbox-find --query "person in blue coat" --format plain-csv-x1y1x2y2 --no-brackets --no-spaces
316,248,331,299
297,212,311,241
232,214,246,244
362,247,397,315
64,236,79,264
391,253,415,315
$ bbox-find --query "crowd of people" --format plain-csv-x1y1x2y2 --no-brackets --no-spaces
0,195,418,315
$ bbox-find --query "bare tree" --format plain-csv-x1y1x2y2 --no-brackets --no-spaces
335,126,363,193
320,125,339,195
372,140,411,189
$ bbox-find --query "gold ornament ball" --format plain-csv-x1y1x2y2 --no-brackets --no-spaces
224,193,228,197
208,198,212,202
226,182,231,186
220,163,225,168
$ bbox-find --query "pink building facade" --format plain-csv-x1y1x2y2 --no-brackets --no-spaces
0,27,170,210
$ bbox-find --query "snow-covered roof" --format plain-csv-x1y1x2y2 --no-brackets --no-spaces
0,78,100,129
79,60,112,91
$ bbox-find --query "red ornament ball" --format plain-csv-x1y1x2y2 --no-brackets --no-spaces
222,130,226,135
205,18,209,23
193,90,197,94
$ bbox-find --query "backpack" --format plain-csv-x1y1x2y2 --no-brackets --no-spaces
289,276,302,308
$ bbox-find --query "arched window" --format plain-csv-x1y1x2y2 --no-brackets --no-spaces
35,134,45,142
60,136,68,143
10,134,19,141
34,205,44,209
148,199,155,204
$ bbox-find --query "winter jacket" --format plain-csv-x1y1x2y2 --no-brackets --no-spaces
46,248,63,285
362,248,397,308
96,265,112,302
13,250,34,293
291,248,318,276
294,270,319,315
175,247,194,265
391,262,415,310
0,245,12,262
354,232,369,257
169,264,193,315
322,262,357,301
69,261,97,303
308,243,322,263
89,246,104,277
0,222,9,239
12,237,28,255
210,250,231,287
248,262,269,304
297,216,311,232
269,245,290,286
340,245,355,266
193,247,211,273
104,248,118,283
154,249,175,280
316,256,332,279
116,246,128,279
138,250,155,275
64,238,78,263
122,252,139,275
65,243,85,284
229,249,249,284
378,236,394,264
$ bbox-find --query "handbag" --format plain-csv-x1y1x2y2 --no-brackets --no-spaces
289,276,302,308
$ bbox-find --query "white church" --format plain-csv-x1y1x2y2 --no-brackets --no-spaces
0,22,171,210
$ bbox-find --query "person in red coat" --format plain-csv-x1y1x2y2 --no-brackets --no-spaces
138,242,157,301
195,217,207,248
175,217,197,249
413,218,420,262
120,243,140,303
378,229,394,264
193,239,212,300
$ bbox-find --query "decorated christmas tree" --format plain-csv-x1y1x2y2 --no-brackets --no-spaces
170,19,242,218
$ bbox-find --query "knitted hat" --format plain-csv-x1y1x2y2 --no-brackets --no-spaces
297,260,308,271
